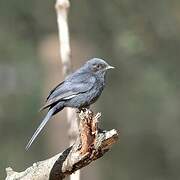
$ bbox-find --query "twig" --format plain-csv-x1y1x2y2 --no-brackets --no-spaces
5,110,119,180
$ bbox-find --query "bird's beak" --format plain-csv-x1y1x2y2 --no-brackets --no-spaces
106,65,115,70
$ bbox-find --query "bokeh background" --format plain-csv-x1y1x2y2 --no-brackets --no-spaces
1,0,180,179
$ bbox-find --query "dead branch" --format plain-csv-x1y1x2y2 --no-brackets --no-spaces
5,110,118,180
55,0,71,75
55,0,79,179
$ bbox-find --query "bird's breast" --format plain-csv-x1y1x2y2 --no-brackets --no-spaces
81,77,105,106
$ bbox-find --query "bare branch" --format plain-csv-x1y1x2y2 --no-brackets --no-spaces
55,0,71,75
6,110,119,180
55,0,79,179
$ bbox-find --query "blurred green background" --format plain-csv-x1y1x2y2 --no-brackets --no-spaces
1,0,180,179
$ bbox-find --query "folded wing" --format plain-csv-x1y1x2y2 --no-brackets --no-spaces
40,72,95,110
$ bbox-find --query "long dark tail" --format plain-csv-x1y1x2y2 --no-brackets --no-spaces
25,103,64,150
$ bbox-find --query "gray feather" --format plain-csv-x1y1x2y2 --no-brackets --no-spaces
25,108,55,150
40,73,96,110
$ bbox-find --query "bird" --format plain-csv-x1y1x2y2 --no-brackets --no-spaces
25,58,114,150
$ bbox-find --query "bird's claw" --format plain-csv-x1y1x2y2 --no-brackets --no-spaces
77,107,89,113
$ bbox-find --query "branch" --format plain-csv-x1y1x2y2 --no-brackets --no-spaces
55,0,79,179
55,0,71,76
5,110,118,180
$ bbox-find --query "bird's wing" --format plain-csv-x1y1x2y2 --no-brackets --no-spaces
46,81,64,100
40,73,95,110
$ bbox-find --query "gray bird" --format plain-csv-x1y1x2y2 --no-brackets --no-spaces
26,58,114,150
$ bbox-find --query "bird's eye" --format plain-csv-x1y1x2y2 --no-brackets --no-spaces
92,63,101,71
97,64,100,69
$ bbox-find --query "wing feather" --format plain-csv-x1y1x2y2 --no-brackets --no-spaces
40,73,95,111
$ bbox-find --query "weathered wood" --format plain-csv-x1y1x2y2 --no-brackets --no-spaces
6,110,118,180
55,0,79,179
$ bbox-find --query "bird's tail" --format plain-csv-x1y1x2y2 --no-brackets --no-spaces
25,108,54,150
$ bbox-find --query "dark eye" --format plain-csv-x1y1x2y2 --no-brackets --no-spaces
92,63,101,71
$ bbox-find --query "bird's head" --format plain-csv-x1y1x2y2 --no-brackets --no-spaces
85,58,114,75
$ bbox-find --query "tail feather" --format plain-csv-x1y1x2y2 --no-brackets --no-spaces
25,108,54,151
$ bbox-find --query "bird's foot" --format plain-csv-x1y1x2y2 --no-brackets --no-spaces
77,107,89,113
